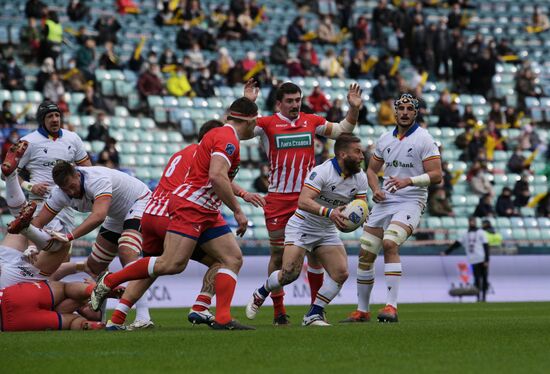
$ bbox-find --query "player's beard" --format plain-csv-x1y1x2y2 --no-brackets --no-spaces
343,157,362,175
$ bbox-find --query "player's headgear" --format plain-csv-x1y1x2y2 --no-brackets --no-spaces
394,93,419,114
36,100,62,128
227,97,258,121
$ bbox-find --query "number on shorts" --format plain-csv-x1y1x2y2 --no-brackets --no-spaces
165,155,182,177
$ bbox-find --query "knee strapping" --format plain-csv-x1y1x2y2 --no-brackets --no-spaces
360,231,383,256
118,231,143,255
90,242,118,264
383,224,409,246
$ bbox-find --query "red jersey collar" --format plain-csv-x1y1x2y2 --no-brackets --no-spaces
276,112,301,127
224,123,240,140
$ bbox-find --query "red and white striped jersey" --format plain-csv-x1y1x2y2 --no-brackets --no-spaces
173,125,240,212
254,112,331,193
144,144,198,217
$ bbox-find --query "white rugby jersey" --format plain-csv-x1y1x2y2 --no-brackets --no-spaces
458,229,488,265
19,128,89,200
0,245,48,289
44,166,150,222
372,124,440,204
294,158,368,231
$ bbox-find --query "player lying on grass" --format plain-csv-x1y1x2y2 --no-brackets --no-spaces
246,135,368,326
341,94,442,324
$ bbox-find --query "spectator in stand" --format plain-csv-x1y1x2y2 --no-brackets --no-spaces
86,111,109,142
25,0,46,19
287,16,307,43
519,123,541,151
319,48,344,78
486,101,506,129
307,86,331,113
43,73,65,103
496,187,519,217
507,146,528,174
461,104,477,128
0,57,25,91
253,164,269,194
193,67,215,98
515,67,540,112
159,48,178,71
40,10,63,64
434,17,451,80
219,13,246,40
137,63,164,99
176,21,196,50
428,187,454,217
447,3,463,30
75,38,96,80
378,96,397,126
531,5,550,33
67,0,90,22
20,17,41,63
241,51,258,73
188,42,205,70
211,47,235,77
513,174,531,208
77,85,111,115
0,100,18,128
437,100,461,127
96,150,116,169
317,15,338,44
474,193,495,217
94,15,122,45
101,137,120,168
468,161,494,197
372,75,392,104
297,41,319,75
536,191,550,218
1,130,20,161
326,98,344,123
60,58,87,92
184,0,203,21
351,15,370,50
504,106,519,128
117,0,140,15
237,7,257,39
167,64,193,97
371,0,392,46
34,57,55,92
98,41,122,70
464,129,485,162
270,36,289,66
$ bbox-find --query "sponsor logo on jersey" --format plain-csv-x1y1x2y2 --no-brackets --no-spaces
274,132,312,149
309,172,317,180
18,266,35,278
225,143,236,156
407,148,414,157
318,195,347,206
387,160,415,168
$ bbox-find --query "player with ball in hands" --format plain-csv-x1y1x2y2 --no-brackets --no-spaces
341,94,442,324
246,135,369,326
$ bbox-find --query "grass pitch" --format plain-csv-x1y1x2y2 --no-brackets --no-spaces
1,302,549,374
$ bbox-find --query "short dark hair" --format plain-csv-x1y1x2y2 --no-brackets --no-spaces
334,134,361,155
276,82,302,102
52,161,77,186
198,120,223,141
227,97,258,123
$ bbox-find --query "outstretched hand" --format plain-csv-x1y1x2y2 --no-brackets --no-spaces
244,79,259,102
347,83,363,109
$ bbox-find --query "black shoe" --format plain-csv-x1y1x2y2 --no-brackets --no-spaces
273,314,290,326
210,320,256,330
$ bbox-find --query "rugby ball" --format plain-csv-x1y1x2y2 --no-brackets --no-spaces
339,199,369,233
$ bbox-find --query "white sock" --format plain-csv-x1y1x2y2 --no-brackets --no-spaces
21,225,64,252
384,263,402,308
357,268,375,313
134,295,151,322
314,274,342,308
5,172,26,215
265,270,281,292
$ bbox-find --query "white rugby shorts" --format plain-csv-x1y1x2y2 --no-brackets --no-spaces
284,214,343,252
366,200,425,231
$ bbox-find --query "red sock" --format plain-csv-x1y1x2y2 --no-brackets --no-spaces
214,269,237,324
105,257,155,288
192,293,212,312
307,266,324,304
85,283,95,297
111,298,134,325
271,289,286,317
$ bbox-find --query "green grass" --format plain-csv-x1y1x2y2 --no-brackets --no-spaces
2,303,550,373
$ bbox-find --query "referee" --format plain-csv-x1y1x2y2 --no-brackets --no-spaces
442,216,490,302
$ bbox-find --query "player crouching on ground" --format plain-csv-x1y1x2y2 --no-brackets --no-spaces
341,94,442,324
246,135,368,326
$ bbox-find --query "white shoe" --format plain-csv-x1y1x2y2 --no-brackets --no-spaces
245,291,266,320
90,271,112,311
188,309,214,325
105,320,127,331
127,319,155,331
302,314,331,326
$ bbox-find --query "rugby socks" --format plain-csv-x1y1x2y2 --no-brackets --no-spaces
105,257,156,288
111,298,133,325
307,275,342,317
271,289,286,318
385,263,402,308
21,225,63,252
214,268,238,324
257,270,280,298
191,292,212,312
134,295,151,322
307,265,324,304
357,268,375,313
5,171,26,214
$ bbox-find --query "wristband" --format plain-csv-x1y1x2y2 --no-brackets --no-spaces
67,232,75,242
237,190,247,198
410,173,431,187
319,206,333,217
22,181,33,192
